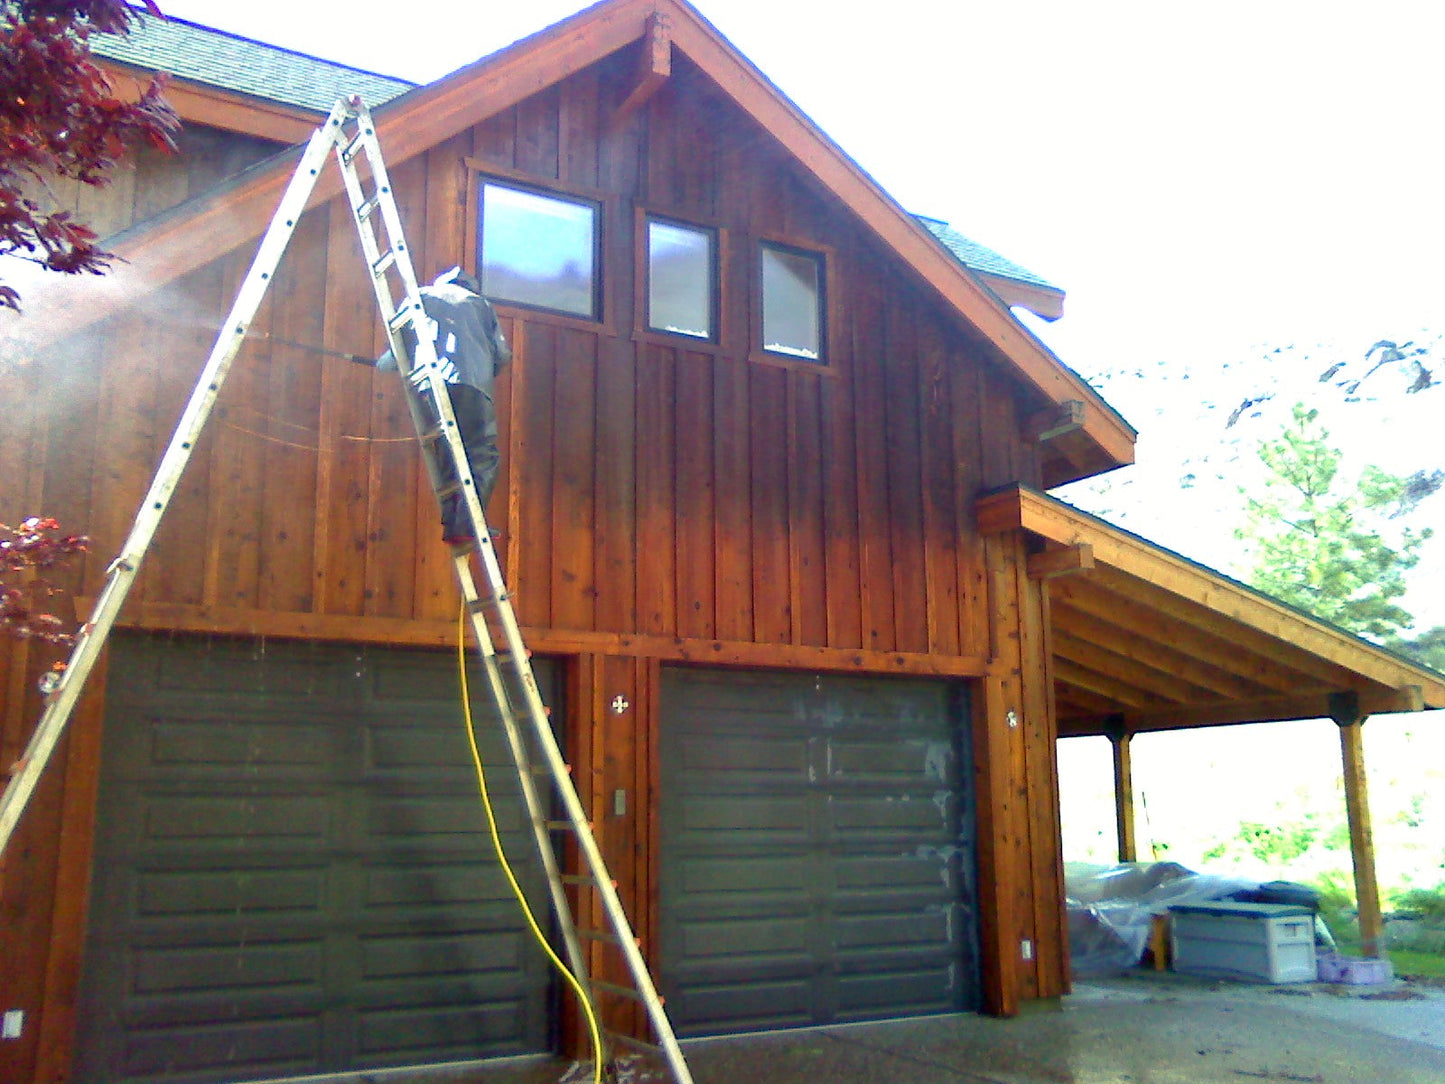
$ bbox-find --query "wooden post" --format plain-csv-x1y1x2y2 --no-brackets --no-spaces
1329,692,1384,959
1104,715,1136,863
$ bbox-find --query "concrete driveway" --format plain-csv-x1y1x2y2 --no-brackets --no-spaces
673,972,1445,1083
384,971,1445,1084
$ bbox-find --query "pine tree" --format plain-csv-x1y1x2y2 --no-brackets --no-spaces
1236,403,1435,641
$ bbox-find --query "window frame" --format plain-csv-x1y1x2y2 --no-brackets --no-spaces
465,162,613,332
634,208,727,351
752,237,833,372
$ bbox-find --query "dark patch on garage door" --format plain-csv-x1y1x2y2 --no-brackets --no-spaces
659,668,979,1036
75,634,559,1084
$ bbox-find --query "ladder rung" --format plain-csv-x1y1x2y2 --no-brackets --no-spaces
388,304,418,332
591,979,646,1002
545,819,596,833
466,591,512,613
341,131,368,162
576,928,625,945
560,873,600,886
371,249,398,277
605,1030,665,1057
355,193,382,220
530,762,573,777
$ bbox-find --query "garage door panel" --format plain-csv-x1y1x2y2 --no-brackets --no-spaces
78,636,558,1083
833,851,960,893
135,865,327,917
677,734,809,777
679,793,810,837
834,964,959,1019
667,980,815,1032
121,1016,322,1080
132,937,323,998
670,853,811,897
827,793,955,838
358,928,532,979
661,669,979,1035
355,1000,532,1062
826,738,957,784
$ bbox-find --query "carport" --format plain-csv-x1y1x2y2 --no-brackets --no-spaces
978,484,1445,957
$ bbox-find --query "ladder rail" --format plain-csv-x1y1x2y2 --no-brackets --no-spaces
334,107,601,1014
0,103,353,855
336,102,693,1083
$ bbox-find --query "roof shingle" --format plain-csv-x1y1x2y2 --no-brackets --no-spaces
93,11,415,115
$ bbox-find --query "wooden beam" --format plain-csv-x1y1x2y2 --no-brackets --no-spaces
1331,693,1384,960
1065,686,1424,734
1103,717,1137,863
97,60,324,143
612,12,672,123
1052,599,1278,701
1052,578,1307,694
1053,629,1224,703
1053,657,1166,710
84,599,990,677
978,485,1445,704
1026,543,1093,581
1023,400,1085,443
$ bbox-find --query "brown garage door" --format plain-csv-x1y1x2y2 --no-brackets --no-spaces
75,634,558,1084
659,668,980,1036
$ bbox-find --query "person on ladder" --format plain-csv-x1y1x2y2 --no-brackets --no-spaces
378,267,512,544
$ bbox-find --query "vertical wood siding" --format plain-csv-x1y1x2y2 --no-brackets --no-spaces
0,45,1067,1078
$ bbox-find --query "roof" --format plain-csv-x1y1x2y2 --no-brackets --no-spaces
23,0,1135,483
977,484,1445,735
93,10,415,115
916,216,1056,292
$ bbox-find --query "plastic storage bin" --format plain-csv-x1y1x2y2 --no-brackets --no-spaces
1169,901,1317,983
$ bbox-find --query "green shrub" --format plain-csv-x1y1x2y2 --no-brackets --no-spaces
1392,884,1445,923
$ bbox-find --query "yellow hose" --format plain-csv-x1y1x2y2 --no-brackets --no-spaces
456,605,604,1084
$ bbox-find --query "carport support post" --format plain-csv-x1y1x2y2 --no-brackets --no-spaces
1103,715,1136,863
1329,692,1384,959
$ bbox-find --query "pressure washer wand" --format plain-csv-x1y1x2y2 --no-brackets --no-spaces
247,329,374,366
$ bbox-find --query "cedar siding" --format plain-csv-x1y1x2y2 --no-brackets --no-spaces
0,22,1074,1084
23,50,1047,656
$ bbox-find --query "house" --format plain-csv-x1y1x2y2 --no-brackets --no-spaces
2,3,1442,1082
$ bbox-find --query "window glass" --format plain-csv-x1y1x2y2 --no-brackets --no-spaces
761,243,823,361
647,219,714,339
479,181,597,318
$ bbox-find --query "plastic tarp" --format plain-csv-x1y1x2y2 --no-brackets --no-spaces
1066,861,1262,976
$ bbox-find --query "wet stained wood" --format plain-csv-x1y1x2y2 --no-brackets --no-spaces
551,329,598,631
674,352,717,640
634,344,676,637
317,198,375,616
749,364,791,644
918,317,961,657
787,371,827,646
515,322,558,627
258,208,327,612
819,349,862,650
850,282,895,653
883,298,929,655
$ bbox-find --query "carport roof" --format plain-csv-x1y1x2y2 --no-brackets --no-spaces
977,484,1445,737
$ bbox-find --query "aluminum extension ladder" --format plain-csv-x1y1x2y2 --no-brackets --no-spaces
0,96,693,1084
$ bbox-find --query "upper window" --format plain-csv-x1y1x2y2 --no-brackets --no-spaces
760,242,824,362
479,180,598,319
647,218,716,340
